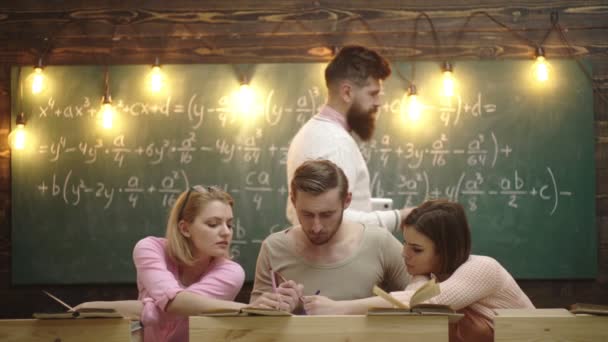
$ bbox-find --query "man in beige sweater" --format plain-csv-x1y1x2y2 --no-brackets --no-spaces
251,159,409,313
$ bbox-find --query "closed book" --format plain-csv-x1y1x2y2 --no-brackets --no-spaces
368,305,463,322
240,307,293,316
198,306,292,317
570,303,608,316
34,308,123,319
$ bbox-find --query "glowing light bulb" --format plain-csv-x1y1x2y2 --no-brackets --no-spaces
400,85,423,122
239,83,254,103
533,47,549,82
441,62,455,97
534,56,549,82
32,67,44,94
442,71,455,97
235,82,255,116
150,65,163,92
8,124,26,150
8,113,27,150
100,97,114,129
408,94,422,121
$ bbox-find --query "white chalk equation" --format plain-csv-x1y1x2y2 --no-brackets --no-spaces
35,87,323,129
360,131,512,168
35,89,496,128
26,87,576,221
37,132,289,168
36,169,191,209
37,166,572,216
37,130,509,170
371,167,572,215
367,91,497,126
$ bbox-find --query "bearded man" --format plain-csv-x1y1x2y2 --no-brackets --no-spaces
286,45,409,233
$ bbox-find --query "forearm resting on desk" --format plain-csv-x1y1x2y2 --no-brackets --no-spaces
166,291,246,316
304,295,394,315
73,300,144,320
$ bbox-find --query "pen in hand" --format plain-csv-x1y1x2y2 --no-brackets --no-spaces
273,270,306,301
273,270,309,314
269,268,282,310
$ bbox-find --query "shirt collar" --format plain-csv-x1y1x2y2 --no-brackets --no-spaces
315,105,349,130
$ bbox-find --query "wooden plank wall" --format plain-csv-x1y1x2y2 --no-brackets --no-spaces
0,1,607,318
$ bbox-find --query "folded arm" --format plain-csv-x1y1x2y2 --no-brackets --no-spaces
133,238,246,316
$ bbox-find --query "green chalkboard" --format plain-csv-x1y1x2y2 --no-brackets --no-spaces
11,60,595,284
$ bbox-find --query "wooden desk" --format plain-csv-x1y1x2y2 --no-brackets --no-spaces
0,318,131,342
495,310,608,342
190,315,449,342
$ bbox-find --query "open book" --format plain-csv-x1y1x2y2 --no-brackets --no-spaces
199,306,293,317
34,308,123,319
35,291,124,319
570,303,608,316
369,278,462,321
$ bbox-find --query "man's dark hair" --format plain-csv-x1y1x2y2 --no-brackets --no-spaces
324,45,391,88
291,159,349,201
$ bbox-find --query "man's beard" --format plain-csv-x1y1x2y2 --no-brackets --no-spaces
346,101,377,141
305,211,344,246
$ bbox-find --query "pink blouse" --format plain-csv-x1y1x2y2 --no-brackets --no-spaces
133,236,245,342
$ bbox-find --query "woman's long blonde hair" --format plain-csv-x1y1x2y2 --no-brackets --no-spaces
165,186,234,266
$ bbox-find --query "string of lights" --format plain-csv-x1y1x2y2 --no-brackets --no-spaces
6,10,606,151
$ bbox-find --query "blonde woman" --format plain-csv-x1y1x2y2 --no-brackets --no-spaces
75,186,301,342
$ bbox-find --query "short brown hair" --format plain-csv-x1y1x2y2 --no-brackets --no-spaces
291,159,349,201
402,199,471,275
165,185,234,266
325,45,391,88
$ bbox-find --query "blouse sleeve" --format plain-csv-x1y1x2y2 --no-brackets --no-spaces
133,237,183,311
391,256,504,310
390,275,431,303
185,259,245,301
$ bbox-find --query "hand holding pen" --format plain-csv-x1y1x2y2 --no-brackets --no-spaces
271,270,305,313
302,291,350,315
246,269,302,312
270,267,280,309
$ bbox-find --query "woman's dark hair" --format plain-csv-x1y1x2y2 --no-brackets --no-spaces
402,199,471,275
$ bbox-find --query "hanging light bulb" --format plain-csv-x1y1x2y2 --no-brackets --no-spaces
235,76,255,116
238,82,254,104
100,95,114,129
441,61,455,97
8,112,27,150
533,46,549,82
99,67,115,129
403,84,423,121
32,58,44,94
149,57,163,92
